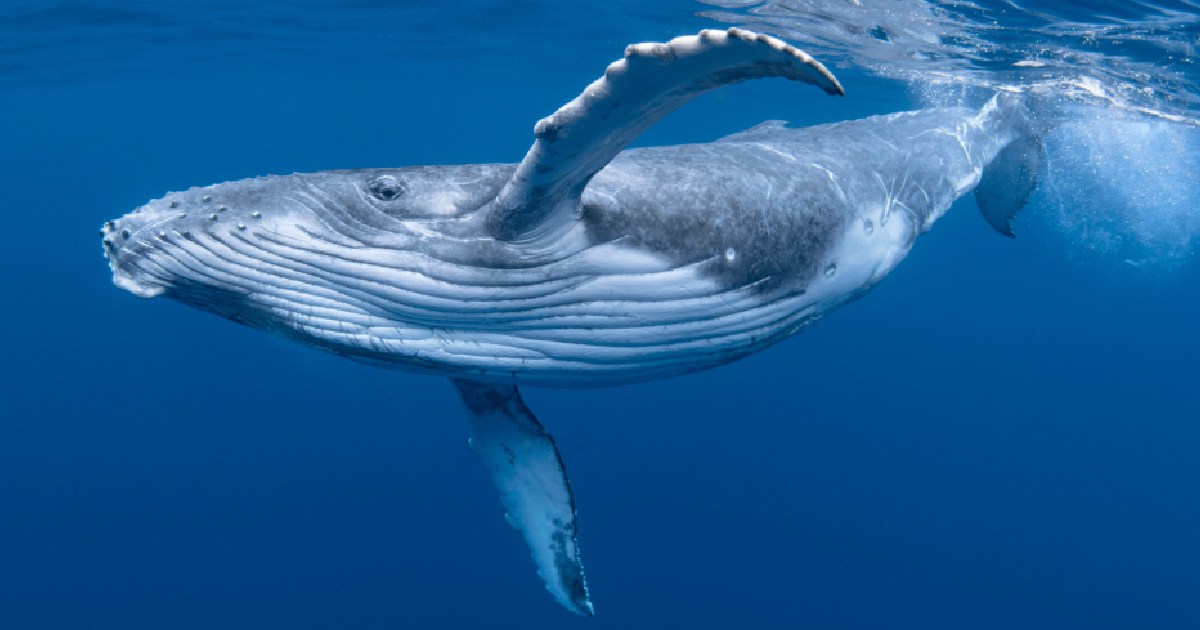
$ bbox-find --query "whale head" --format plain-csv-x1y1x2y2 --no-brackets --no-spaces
101,166,513,333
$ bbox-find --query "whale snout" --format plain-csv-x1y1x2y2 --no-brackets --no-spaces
101,201,177,299
101,182,271,299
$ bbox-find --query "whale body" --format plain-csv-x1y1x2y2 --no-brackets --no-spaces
101,29,1039,615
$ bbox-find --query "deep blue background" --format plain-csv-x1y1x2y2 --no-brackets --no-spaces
2,2,1198,628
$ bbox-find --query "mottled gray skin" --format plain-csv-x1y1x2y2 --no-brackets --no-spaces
423,105,991,293
588,105,1010,291
106,102,1023,386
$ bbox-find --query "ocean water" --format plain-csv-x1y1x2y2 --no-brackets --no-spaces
3,1,1199,628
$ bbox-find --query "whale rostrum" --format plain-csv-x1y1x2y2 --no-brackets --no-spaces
102,28,1039,615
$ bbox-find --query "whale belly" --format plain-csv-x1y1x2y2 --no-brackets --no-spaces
268,234,826,387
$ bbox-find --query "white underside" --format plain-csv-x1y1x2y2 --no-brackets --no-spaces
118,200,916,386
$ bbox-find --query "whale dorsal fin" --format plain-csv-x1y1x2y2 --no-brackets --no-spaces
486,28,843,241
717,119,791,142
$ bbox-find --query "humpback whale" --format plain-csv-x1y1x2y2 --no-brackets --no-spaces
100,29,1040,615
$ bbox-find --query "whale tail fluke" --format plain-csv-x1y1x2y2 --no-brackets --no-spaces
975,94,1044,238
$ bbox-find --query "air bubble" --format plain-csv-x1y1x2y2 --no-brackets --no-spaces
863,219,874,234
724,247,737,262
824,262,837,278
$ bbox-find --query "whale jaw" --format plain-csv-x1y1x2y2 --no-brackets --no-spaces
100,217,166,299
110,265,166,299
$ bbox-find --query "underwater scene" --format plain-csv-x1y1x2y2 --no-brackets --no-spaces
3,1,1199,628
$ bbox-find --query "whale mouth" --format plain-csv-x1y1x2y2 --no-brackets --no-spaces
100,215,168,299
110,262,166,298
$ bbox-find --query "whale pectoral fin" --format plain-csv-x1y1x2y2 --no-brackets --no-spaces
452,379,592,616
486,28,843,241
975,133,1043,237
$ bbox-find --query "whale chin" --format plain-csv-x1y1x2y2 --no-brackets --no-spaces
111,266,166,299
104,233,167,299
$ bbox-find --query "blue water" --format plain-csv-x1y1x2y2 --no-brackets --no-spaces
3,1,1199,628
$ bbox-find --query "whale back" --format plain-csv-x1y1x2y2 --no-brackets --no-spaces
486,28,842,242
580,101,1025,294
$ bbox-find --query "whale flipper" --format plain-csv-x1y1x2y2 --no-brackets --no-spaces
452,379,592,616
975,126,1043,237
486,28,844,241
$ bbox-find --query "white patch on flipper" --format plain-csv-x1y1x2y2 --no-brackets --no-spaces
454,380,592,616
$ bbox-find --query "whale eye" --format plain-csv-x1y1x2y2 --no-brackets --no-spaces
367,174,406,201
